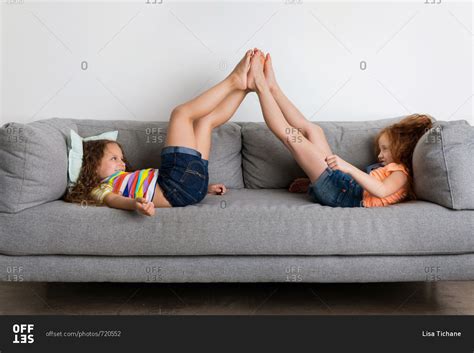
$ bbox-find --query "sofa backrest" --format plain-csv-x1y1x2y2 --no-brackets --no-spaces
238,116,405,188
71,119,244,190
0,118,73,213
413,120,474,210
0,118,243,213
7,115,469,213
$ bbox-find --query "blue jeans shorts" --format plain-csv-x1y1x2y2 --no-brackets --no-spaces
157,146,209,207
308,167,365,208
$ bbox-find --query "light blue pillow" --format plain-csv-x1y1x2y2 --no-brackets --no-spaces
68,129,118,186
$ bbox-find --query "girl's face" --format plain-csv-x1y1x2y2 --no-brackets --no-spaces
377,132,394,166
96,142,126,179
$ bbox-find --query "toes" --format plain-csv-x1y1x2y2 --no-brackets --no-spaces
257,51,265,65
264,53,273,74
250,54,258,65
245,50,252,64
263,54,270,69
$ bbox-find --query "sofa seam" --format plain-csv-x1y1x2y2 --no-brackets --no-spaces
1,249,474,256
239,124,246,188
16,125,29,213
439,125,455,209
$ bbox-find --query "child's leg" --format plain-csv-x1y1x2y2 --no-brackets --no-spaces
249,52,328,183
193,89,247,160
165,50,252,151
263,53,333,158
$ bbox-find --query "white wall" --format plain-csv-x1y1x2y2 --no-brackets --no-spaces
1,0,472,125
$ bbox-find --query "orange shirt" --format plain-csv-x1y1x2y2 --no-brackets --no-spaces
363,163,409,208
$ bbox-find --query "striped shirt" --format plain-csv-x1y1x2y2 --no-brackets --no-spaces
90,168,159,204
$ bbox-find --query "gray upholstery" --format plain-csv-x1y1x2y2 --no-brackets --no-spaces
239,117,405,188
413,120,474,210
0,118,73,213
72,118,245,189
0,116,472,283
1,189,472,257
0,118,244,214
0,254,472,282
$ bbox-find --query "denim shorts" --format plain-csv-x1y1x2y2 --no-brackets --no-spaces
308,167,365,208
157,146,209,207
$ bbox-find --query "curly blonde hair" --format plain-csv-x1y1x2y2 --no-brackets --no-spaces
374,114,434,200
63,140,132,205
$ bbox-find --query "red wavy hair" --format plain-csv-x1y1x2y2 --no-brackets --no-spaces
374,114,434,200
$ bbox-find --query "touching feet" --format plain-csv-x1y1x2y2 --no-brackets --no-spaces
246,48,279,93
229,49,253,91
227,47,279,93
247,49,268,92
263,52,279,93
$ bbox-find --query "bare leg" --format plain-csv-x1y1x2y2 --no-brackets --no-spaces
263,53,333,158
194,89,248,160
249,51,328,183
165,50,252,151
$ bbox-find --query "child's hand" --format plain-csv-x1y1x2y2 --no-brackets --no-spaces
208,183,227,195
135,198,155,216
289,178,310,193
325,154,353,174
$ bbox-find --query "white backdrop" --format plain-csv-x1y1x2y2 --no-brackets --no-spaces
1,0,473,125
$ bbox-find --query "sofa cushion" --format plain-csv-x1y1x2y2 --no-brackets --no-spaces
72,119,244,189
0,118,74,213
1,189,472,257
239,117,404,188
413,120,474,210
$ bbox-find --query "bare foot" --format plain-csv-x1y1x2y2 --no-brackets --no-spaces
247,50,267,92
263,53,279,92
252,48,265,65
229,49,253,90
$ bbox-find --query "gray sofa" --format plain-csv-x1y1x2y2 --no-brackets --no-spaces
0,116,473,283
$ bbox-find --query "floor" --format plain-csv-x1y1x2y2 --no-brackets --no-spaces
0,281,473,315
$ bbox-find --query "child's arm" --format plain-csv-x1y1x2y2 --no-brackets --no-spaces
208,183,226,195
325,155,408,198
103,193,155,216
347,166,407,198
